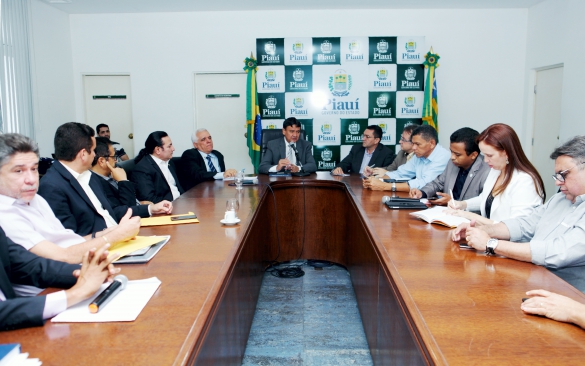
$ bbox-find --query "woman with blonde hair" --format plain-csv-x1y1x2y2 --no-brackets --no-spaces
449,123,545,224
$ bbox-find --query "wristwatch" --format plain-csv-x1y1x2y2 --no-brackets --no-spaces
392,182,396,192
485,238,499,255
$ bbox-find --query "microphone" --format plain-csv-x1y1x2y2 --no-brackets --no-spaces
89,274,128,313
382,196,391,204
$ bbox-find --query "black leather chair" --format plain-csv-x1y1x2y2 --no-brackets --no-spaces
116,158,136,181
260,129,306,161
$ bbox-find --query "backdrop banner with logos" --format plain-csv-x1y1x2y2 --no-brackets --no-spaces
256,36,425,171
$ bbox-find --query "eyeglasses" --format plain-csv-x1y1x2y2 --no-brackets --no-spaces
102,155,116,160
399,136,411,143
362,134,374,139
552,162,584,182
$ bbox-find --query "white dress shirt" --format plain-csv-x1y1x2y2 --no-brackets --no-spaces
150,155,181,200
269,138,297,172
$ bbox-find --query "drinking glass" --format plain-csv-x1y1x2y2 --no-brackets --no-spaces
235,171,244,190
226,198,239,219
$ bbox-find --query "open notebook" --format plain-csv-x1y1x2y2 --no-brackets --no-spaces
409,206,470,228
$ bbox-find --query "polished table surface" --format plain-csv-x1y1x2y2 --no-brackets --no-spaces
2,173,585,365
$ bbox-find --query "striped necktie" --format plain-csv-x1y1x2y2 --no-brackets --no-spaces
206,155,217,173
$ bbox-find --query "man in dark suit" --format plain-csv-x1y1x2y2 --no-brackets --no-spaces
132,131,184,203
258,117,317,174
332,125,396,175
0,227,119,331
180,129,237,191
39,123,146,237
91,137,172,214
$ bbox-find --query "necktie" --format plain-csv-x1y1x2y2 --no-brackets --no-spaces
206,155,217,173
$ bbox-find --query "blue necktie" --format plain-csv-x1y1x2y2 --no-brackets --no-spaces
206,155,217,173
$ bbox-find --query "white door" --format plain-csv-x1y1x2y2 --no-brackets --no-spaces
83,75,135,158
532,66,563,201
193,73,253,173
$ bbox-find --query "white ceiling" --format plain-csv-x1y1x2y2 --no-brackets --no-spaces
43,0,549,14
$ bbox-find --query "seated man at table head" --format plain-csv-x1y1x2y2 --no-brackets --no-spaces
0,226,120,331
409,127,490,206
452,135,585,269
96,123,129,162
132,131,184,203
331,125,396,175
179,128,237,191
91,137,172,216
363,125,450,192
38,123,142,237
258,117,317,174
0,134,138,295
364,123,417,177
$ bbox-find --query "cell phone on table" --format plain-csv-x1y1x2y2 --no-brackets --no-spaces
170,214,197,221
459,243,473,249
427,196,439,200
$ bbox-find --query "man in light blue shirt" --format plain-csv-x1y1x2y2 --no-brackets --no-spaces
364,125,450,192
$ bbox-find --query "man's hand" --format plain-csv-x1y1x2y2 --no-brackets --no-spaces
409,188,423,199
363,177,391,191
106,161,128,182
65,244,120,307
465,221,491,251
114,209,140,241
223,169,237,178
150,200,173,215
277,158,291,171
332,167,344,175
431,192,451,206
290,164,300,173
370,167,388,177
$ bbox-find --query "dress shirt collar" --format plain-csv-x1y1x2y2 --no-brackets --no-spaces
284,137,296,148
424,144,446,163
0,192,18,206
61,163,91,184
150,154,169,167
197,150,215,159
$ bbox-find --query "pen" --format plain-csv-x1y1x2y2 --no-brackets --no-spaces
450,189,455,208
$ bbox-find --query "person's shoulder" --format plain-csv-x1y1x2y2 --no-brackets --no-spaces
181,148,198,158
267,138,282,147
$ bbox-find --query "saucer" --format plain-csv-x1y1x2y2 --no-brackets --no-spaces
220,218,241,226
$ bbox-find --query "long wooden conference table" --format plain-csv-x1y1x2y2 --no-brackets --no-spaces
2,173,585,365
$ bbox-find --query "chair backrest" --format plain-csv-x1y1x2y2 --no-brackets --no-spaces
116,158,136,181
260,129,306,161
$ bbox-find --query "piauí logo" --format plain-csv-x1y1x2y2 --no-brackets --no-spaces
292,42,303,54
293,97,304,108
266,96,277,109
349,41,360,54
321,40,332,54
321,124,332,134
377,39,388,53
348,122,360,135
265,70,276,81
378,123,387,133
405,67,416,81
328,69,352,97
267,124,277,129
405,40,416,52
377,68,388,80
293,68,304,82
321,148,333,162
405,95,415,107
376,95,388,108
265,41,276,56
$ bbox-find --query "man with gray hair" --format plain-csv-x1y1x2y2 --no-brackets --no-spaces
0,133,139,296
179,128,237,191
453,135,585,269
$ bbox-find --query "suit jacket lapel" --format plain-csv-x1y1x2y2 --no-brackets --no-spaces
460,158,481,197
89,173,117,219
54,162,96,212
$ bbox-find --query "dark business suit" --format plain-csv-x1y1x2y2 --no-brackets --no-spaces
180,148,226,191
0,227,78,331
336,144,396,174
94,173,150,218
132,155,184,203
39,161,125,236
420,155,491,202
259,138,317,174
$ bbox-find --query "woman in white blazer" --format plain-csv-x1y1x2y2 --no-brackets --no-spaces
449,123,545,225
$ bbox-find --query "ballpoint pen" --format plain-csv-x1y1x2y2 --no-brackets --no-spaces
450,189,455,208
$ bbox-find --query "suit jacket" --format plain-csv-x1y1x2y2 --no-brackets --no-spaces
39,161,123,236
383,150,410,172
420,155,491,202
465,169,544,222
180,148,226,191
132,155,184,203
259,138,317,174
0,227,78,331
336,144,396,174
94,174,150,218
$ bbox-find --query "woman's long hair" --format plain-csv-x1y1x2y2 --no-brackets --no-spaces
477,123,545,202
135,131,168,163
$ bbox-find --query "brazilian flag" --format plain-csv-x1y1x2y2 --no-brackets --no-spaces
244,54,262,173
422,50,440,134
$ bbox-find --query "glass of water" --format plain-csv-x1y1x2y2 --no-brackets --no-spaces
235,171,244,190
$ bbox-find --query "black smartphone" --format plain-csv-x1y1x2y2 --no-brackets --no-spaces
427,196,439,200
170,214,197,221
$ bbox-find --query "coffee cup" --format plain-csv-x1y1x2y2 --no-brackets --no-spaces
224,210,236,222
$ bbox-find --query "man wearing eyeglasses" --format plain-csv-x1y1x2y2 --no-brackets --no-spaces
453,136,585,269
332,125,395,175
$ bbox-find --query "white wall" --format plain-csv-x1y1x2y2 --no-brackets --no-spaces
67,9,528,154
524,0,585,145
29,0,75,156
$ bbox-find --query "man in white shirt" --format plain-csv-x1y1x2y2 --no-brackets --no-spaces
179,129,237,191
